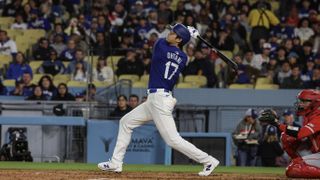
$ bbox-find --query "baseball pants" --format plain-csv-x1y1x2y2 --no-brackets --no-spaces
111,91,212,165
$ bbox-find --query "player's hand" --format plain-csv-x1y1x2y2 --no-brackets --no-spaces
258,109,279,126
187,26,199,39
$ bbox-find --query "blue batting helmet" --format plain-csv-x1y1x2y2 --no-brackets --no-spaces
169,23,190,45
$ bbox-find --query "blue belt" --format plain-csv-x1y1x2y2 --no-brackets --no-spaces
147,88,171,94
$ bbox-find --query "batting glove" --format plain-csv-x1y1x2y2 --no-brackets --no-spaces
187,26,199,39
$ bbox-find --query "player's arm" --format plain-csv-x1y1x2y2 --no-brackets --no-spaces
258,109,320,140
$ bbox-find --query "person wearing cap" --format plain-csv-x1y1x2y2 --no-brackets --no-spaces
282,110,301,128
98,24,220,176
251,42,271,70
233,108,261,166
257,125,283,167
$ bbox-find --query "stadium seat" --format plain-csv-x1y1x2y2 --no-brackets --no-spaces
62,61,70,68
53,74,71,83
118,74,139,83
15,38,31,54
107,56,123,71
132,81,148,88
29,61,43,73
184,75,207,87
220,51,233,60
255,84,279,90
0,17,14,29
140,74,149,82
32,74,52,84
0,54,12,67
2,79,16,87
5,29,24,40
229,84,254,89
256,77,272,85
67,80,87,87
176,82,200,88
92,81,113,88
23,29,46,43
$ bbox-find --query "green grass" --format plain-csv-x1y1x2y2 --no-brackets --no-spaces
0,162,285,174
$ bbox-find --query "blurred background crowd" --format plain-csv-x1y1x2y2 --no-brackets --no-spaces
0,0,319,99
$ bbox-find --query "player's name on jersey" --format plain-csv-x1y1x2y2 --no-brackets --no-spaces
167,52,182,64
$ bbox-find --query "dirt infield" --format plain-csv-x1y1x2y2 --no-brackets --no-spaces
0,169,291,180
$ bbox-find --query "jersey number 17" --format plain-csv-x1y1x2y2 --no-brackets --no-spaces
164,61,178,80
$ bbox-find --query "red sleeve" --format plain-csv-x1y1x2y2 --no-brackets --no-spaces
297,120,320,140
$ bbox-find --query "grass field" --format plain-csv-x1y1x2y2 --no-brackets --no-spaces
0,161,285,174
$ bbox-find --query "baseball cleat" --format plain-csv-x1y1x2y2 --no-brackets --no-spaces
198,157,219,176
97,160,122,173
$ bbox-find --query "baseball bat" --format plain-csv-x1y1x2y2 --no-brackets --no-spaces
197,35,238,71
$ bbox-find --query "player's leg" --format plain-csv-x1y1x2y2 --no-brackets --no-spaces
98,101,152,172
280,133,300,159
149,93,219,176
286,152,320,178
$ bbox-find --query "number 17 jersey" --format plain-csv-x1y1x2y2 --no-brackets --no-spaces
148,38,188,91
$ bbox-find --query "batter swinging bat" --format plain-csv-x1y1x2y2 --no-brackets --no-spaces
197,35,238,71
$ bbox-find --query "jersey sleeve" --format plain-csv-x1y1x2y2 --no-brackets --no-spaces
280,118,320,140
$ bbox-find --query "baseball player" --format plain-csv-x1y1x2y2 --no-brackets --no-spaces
258,89,320,178
98,23,219,176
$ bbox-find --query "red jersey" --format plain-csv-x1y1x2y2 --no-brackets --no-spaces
280,110,320,153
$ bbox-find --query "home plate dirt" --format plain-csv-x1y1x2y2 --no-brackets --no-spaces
0,169,292,180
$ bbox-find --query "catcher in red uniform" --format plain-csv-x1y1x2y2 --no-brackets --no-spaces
259,89,320,178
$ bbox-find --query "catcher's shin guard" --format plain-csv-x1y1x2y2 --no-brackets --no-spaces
286,157,320,178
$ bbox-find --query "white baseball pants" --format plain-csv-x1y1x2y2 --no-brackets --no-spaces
111,91,212,165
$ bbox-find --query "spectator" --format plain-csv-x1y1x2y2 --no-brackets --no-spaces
230,15,248,51
252,43,271,70
27,9,51,31
10,14,27,30
0,30,17,56
25,85,47,101
93,32,110,57
233,55,251,84
257,125,283,167
300,41,314,65
38,50,65,76
21,3,32,22
274,61,292,85
184,49,217,87
50,34,67,56
116,50,144,76
307,67,320,89
64,17,84,36
146,20,170,39
71,62,87,82
33,37,53,60
184,0,201,15
66,49,89,74
60,39,77,61
294,18,314,43
0,80,8,95
80,83,97,102
214,26,235,51
275,46,287,66
129,94,139,109
9,80,24,96
280,65,304,89
6,52,32,80
270,17,295,40
301,56,315,83
51,83,75,101
92,56,114,83
109,95,132,119
2,0,23,17
298,0,312,18
287,52,299,67
282,109,301,128
157,1,173,24
38,75,56,100
21,72,36,97
48,23,68,46
248,2,279,53
233,108,260,166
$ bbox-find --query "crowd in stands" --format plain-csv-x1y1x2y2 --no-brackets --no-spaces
0,0,319,99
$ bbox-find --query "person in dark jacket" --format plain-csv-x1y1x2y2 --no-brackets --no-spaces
116,50,144,76
38,75,56,100
38,50,65,76
0,80,8,95
33,37,53,60
51,83,75,101
25,85,47,101
258,125,284,167
109,95,132,119
280,65,304,89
